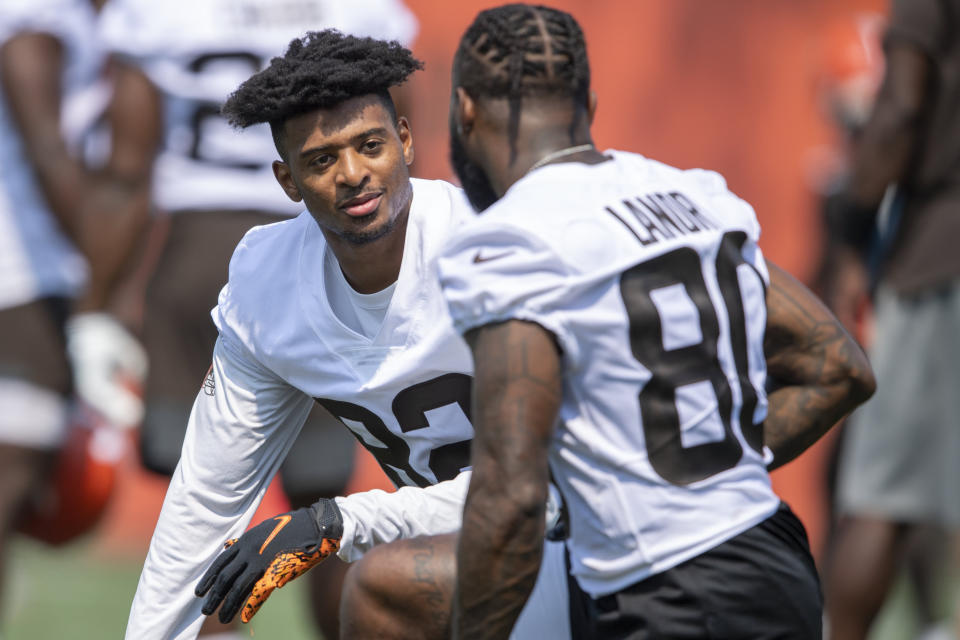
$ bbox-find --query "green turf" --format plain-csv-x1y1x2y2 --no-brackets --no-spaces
2,535,954,639
1,537,319,640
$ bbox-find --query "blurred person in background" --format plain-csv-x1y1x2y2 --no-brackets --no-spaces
822,1,960,639
95,0,418,637
0,0,151,627
815,10,952,637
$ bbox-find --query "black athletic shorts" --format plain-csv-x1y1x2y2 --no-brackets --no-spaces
139,210,356,499
568,502,823,639
0,297,71,395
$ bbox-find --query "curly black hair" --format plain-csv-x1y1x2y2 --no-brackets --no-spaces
454,4,590,160
222,29,423,154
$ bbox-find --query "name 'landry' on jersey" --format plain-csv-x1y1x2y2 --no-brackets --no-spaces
438,150,781,597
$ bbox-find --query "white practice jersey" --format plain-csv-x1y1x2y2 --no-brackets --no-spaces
0,0,104,309
98,0,417,215
126,179,481,639
439,150,781,598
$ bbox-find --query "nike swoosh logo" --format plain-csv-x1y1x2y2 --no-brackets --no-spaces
472,249,515,264
259,515,292,555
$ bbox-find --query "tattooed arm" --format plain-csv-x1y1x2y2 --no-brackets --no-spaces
764,261,876,470
453,320,562,640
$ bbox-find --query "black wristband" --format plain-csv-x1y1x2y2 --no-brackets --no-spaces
311,498,344,539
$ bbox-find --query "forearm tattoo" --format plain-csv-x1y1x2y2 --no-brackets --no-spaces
764,266,874,469
455,321,561,640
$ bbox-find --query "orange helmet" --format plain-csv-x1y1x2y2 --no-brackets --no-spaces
18,406,127,545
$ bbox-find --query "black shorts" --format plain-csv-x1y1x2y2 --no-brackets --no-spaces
0,297,71,395
569,503,823,639
139,211,356,498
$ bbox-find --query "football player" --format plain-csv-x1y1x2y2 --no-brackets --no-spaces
96,1,418,637
435,4,877,638
0,0,150,623
124,30,572,640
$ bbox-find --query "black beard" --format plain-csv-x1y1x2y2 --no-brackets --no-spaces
449,126,500,212
338,213,398,245
336,181,411,245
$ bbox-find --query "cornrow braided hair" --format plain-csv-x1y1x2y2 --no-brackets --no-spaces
222,29,422,133
454,4,591,161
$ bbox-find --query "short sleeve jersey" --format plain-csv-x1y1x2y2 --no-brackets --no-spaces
214,178,477,488
98,0,418,215
438,150,781,597
0,0,103,308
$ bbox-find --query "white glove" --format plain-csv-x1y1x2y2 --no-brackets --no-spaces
65,312,148,428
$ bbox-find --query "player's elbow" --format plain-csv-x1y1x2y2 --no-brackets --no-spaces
825,343,876,411
467,470,547,544
846,359,876,407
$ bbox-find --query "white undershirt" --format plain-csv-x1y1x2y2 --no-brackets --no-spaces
323,247,395,339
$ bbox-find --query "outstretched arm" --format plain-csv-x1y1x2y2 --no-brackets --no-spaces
125,337,313,639
763,261,876,470
454,320,561,640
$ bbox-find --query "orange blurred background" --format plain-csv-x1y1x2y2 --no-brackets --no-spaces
95,0,884,565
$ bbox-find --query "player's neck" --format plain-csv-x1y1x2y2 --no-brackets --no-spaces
326,210,409,294
491,117,598,196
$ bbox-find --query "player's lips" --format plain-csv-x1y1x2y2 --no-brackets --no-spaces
339,192,383,217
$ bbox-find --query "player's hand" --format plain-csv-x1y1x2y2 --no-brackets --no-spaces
65,312,147,428
196,499,343,624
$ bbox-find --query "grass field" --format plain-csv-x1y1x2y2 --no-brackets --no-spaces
1,534,951,639
2,537,320,640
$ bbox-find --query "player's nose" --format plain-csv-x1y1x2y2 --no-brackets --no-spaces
335,149,368,187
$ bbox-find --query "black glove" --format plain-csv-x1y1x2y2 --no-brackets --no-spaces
195,499,343,623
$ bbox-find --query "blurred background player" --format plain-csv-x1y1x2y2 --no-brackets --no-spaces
822,0,960,639
0,0,151,627
814,9,953,638
95,0,418,637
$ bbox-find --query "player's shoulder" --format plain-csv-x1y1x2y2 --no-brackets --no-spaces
215,212,310,337
410,177,476,230
632,152,761,236
227,212,308,280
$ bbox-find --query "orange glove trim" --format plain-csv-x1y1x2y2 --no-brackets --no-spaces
240,537,341,623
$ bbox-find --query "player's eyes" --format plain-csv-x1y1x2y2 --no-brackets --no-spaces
362,140,383,153
312,154,334,168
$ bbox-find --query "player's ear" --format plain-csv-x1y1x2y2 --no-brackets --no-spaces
396,116,414,166
455,87,477,136
273,161,302,203
587,89,598,125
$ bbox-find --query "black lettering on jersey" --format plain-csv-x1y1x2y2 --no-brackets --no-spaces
605,206,653,246
668,191,718,231
316,374,474,489
653,193,699,232
623,199,673,243
618,230,765,485
606,191,718,246
636,195,684,237
186,52,266,171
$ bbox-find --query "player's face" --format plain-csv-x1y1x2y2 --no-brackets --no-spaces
274,95,414,246
449,90,500,212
